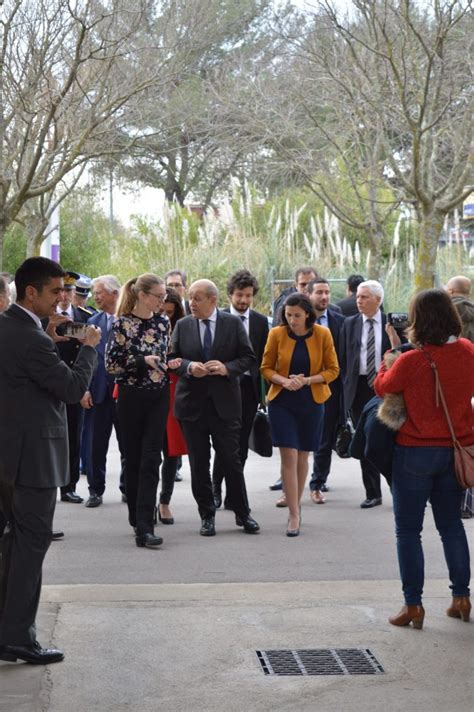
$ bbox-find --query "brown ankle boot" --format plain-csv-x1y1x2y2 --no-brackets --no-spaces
446,597,471,622
389,604,425,629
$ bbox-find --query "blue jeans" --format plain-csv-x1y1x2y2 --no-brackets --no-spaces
392,445,470,605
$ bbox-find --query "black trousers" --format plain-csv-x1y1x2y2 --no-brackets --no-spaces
310,389,341,490
0,483,56,645
88,387,125,496
212,376,256,508
180,398,250,521
351,376,382,500
159,434,177,505
60,402,84,495
117,385,169,536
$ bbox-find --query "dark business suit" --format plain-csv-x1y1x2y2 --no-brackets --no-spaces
336,293,359,317
339,311,390,500
212,308,269,505
310,308,345,490
170,310,256,519
0,304,96,645
54,305,93,496
86,310,124,496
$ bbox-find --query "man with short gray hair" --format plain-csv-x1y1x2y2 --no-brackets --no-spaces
446,275,474,343
82,275,124,507
340,279,391,508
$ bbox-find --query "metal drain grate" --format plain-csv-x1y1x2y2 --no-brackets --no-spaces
256,649,385,676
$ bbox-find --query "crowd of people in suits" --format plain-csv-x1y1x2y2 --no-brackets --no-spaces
0,257,473,665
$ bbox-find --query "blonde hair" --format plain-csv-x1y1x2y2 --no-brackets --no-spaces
116,273,164,316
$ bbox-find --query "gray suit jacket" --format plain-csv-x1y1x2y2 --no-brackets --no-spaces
169,310,256,421
0,304,97,488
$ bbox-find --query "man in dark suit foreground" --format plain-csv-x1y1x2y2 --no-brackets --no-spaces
169,279,260,536
212,269,269,510
0,258,100,665
339,280,391,508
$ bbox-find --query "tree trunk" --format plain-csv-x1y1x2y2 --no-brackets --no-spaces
25,216,48,258
0,222,4,271
366,224,384,280
414,207,445,292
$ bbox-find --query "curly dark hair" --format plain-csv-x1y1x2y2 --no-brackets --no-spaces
280,293,316,328
407,289,462,345
226,269,259,296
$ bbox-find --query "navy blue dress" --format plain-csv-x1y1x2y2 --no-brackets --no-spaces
268,331,324,451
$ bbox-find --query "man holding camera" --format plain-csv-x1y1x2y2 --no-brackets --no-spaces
50,271,94,504
340,280,391,508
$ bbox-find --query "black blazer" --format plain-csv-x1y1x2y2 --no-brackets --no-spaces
336,294,359,317
339,312,391,412
0,305,96,487
223,308,269,400
169,310,256,421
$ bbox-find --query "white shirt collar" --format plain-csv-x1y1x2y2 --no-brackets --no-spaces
362,309,381,323
200,308,217,323
230,305,250,319
15,303,43,329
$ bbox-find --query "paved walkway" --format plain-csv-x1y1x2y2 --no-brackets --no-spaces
1,446,473,711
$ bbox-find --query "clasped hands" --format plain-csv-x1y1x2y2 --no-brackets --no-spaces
188,360,228,378
282,373,309,391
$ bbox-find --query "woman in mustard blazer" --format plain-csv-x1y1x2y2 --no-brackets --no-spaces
261,293,339,536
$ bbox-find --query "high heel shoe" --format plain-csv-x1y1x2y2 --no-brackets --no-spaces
389,604,425,629
158,507,174,525
286,514,301,537
446,596,471,622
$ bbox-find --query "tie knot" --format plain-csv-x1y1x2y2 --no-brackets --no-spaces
202,319,210,326
240,315,246,322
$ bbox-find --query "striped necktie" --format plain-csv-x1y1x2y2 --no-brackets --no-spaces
366,318,376,387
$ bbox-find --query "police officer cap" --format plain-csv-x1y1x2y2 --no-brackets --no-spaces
75,275,93,296
63,270,81,291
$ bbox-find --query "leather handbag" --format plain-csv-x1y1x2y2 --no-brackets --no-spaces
422,350,474,489
334,418,354,458
248,376,273,458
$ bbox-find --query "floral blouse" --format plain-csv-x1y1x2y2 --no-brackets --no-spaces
105,313,171,390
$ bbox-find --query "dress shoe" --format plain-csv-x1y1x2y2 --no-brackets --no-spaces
275,493,287,507
213,491,222,509
360,497,382,509
51,531,64,540
389,604,425,629
320,484,329,492
85,493,103,508
60,492,84,504
446,596,471,622
235,515,260,533
158,506,174,525
136,532,163,548
200,516,216,537
174,471,183,482
0,641,64,664
310,490,326,504
269,478,283,491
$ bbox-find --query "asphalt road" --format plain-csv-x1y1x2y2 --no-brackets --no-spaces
44,434,474,587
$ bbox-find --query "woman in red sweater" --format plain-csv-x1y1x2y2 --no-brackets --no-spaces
375,289,473,629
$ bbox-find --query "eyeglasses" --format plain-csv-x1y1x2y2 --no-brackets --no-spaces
148,292,166,301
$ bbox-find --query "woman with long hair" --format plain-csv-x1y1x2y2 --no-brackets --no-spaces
156,287,187,525
105,273,169,549
261,293,339,536
375,289,473,628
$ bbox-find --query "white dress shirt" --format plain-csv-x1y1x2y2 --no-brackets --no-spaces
230,305,251,375
16,303,43,329
359,310,382,375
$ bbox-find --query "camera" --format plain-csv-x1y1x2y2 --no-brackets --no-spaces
387,312,409,330
64,322,88,339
